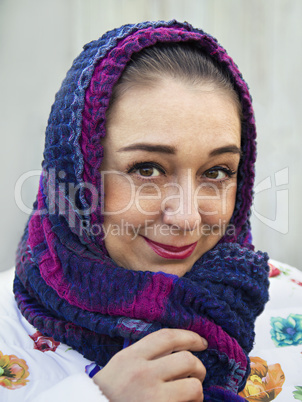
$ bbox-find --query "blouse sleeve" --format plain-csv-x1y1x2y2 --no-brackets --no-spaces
31,373,108,402
0,268,109,402
238,259,302,400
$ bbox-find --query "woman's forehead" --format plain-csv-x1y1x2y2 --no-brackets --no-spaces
105,78,241,152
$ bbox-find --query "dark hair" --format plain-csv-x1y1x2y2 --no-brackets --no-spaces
107,42,242,120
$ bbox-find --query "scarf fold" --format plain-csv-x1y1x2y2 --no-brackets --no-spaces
15,230,269,397
14,20,269,400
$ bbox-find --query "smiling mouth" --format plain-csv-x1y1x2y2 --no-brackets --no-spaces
143,237,198,260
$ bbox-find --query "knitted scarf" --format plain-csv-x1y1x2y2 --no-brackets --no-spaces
14,21,269,401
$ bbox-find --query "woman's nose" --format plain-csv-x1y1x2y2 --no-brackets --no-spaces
161,179,202,231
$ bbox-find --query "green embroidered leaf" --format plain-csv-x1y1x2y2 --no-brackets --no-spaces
278,265,291,276
293,386,302,400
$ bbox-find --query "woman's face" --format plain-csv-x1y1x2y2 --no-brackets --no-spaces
101,78,241,277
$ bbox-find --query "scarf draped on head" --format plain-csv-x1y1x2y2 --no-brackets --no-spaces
14,20,269,401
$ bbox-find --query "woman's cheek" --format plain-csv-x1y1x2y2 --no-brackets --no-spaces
198,186,237,226
103,188,161,229
132,187,163,217
103,175,135,215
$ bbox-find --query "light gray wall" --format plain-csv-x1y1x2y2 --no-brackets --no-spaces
1,0,301,271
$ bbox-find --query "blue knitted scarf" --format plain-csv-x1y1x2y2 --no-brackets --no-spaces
14,21,269,401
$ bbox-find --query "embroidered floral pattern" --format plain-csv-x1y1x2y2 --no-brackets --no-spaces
0,350,30,390
271,314,302,347
29,331,60,352
85,363,102,378
293,386,302,400
268,263,281,278
239,356,285,401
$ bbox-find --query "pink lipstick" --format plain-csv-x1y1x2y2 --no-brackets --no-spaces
143,237,198,260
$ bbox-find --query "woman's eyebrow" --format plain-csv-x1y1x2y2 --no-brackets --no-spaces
118,143,242,157
117,143,176,154
209,145,242,158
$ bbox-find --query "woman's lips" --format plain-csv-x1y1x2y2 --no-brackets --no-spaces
143,237,198,260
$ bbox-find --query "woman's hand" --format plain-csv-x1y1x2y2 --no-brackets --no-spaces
93,328,207,402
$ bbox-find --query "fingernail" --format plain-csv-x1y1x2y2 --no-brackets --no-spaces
203,338,208,348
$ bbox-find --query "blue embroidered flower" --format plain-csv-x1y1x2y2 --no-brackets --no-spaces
85,363,102,378
270,314,302,347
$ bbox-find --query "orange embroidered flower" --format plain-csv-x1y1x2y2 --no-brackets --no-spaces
239,356,285,401
0,350,30,390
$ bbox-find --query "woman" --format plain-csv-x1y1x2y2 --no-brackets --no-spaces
1,21,271,401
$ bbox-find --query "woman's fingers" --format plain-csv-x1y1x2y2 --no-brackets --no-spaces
93,329,207,402
127,328,208,360
163,377,204,402
154,350,207,383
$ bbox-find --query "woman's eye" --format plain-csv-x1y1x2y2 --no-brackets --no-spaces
204,168,232,180
127,162,164,178
137,166,160,177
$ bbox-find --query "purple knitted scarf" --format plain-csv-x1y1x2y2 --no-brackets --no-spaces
14,21,269,401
